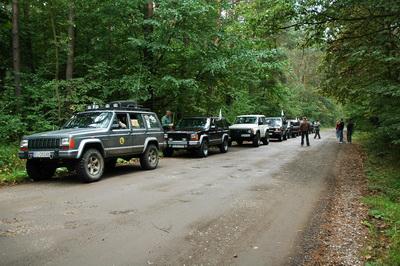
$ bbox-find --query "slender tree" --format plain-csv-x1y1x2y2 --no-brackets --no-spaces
66,1,75,80
12,0,21,97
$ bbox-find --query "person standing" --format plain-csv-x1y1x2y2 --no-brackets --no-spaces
299,117,310,146
335,120,340,140
314,120,321,139
161,110,174,131
347,119,354,143
338,118,345,143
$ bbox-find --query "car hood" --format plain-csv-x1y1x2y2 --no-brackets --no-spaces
229,124,258,130
167,130,200,134
25,128,107,139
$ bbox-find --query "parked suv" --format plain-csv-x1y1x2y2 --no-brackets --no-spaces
163,117,230,157
229,115,269,147
18,101,166,182
266,117,288,141
287,119,300,138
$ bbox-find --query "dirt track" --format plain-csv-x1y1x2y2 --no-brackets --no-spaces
1,131,341,266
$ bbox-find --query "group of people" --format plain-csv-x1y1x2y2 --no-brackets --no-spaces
336,119,354,144
299,117,321,147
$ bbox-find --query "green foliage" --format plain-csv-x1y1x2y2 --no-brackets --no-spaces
297,0,400,146
0,145,26,184
358,134,400,265
0,0,338,144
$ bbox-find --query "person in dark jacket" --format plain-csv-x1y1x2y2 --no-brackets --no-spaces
347,119,354,143
338,118,345,143
314,120,321,139
300,117,310,146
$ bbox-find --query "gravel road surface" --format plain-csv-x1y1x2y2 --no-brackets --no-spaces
0,131,339,266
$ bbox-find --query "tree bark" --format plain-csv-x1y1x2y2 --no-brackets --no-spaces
66,2,75,80
143,1,154,109
49,4,61,123
23,0,35,73
12,0,21,97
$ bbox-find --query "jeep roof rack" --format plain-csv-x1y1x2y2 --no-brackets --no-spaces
86,101,151,112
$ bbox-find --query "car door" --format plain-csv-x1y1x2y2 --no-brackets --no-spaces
108,112,132,156
208,118,220,145
259,116,268,138
128,112,146,154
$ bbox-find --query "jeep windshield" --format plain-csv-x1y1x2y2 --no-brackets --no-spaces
266,118,282,127
235,116,257,124
63,112,112,129
176,118,208,130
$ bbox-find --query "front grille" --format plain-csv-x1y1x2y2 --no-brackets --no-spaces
29,138,60,150
168,133,190,141
230,129,251,137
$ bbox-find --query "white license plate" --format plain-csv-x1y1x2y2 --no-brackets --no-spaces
33,151,52,158
241,134,251,137
172,144,186,148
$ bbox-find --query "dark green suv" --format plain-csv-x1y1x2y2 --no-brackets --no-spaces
18,102,166,182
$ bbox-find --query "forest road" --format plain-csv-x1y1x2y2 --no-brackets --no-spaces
0,130,339,266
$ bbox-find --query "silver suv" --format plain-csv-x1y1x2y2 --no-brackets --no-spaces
18,102,166,182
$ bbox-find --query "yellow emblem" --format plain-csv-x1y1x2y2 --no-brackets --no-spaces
119,137,125,145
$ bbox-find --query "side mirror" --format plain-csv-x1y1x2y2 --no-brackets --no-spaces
258,121,263,125
111,123,120,129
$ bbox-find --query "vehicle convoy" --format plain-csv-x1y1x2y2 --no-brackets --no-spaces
228,115,270,147
287,119,300,138
163,117,230,157
18,101,166,182
266,117,289,141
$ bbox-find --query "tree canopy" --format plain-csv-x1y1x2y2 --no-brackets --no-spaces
1,0,340,142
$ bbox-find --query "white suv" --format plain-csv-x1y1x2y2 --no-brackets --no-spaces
229,115,270,147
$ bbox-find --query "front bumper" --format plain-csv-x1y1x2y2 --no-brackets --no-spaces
166,140,201,149
268,131,283,138
229,130,255,141
18,149,79,160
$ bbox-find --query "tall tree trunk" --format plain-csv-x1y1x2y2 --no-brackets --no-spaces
66,2,75,80
12,0,21,97
23,0,35,73
143,1,154,108
49,5,61,123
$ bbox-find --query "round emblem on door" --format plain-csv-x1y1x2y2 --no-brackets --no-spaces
119,137,125,145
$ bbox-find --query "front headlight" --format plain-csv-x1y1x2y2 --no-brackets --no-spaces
61,138,69,146
247,129,252,134
190,133,199,141
19,139,28,151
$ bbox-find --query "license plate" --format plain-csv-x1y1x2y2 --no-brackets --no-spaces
32,151,52,158
172,144,186,148
241,134,251,137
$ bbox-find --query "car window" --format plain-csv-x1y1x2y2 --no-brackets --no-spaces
113,113,129,130
129,113,145,129
215,119,225,128
144,114,161,129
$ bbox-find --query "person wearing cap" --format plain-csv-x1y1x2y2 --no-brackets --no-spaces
161,110,174,131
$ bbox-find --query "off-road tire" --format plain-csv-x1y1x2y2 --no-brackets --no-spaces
163,148,174,157
140,144,159,170
252,132,260,147
219,137,229,153
278,135,282,142
262,136,269,145
26,160,56,181
76,148,104,183
196,140,209,157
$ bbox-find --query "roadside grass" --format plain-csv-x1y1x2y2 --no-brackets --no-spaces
357,132,400,265
0,144,27,184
